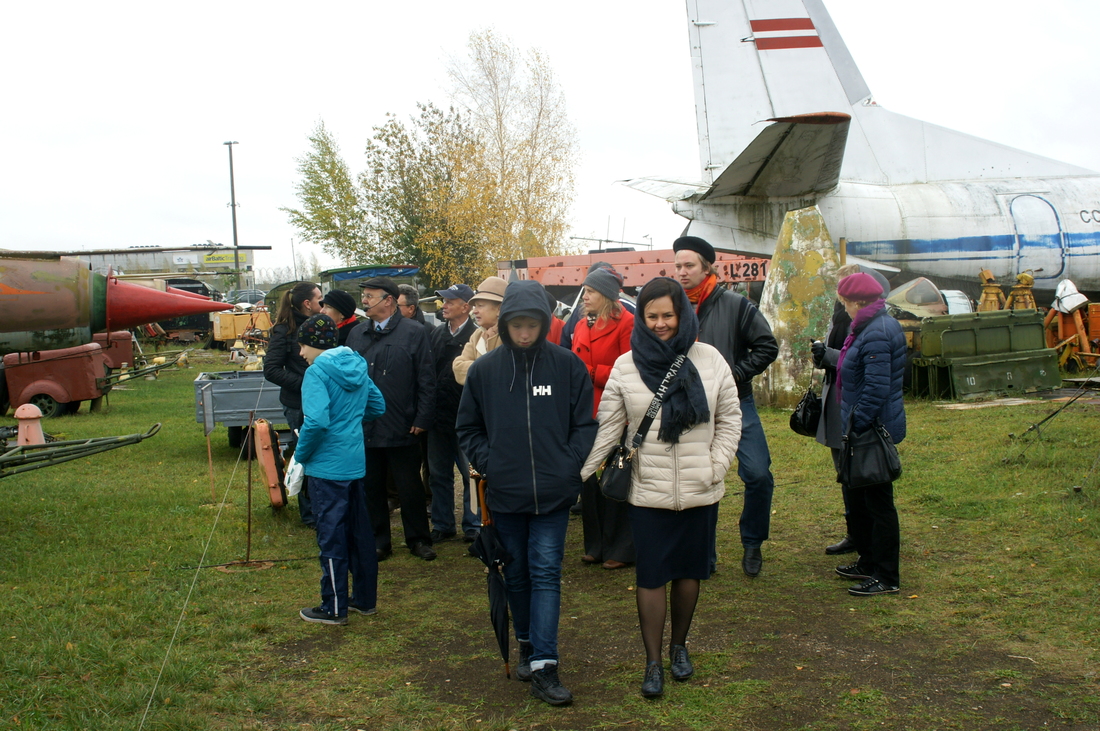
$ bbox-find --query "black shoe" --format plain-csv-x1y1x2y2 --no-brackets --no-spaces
641,661,664,698
848,577,900,596
530,665,572,706
464,529,480,543
376,547,392,561
742,546,763,577
348,602,377,616
410,542,437,561
835,562,873,580
569,499,582,515
670,644,693,681
516,640,534,682
299,606,347,625
429,529,456,543
825,535,857,555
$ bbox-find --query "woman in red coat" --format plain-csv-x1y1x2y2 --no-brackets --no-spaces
572,266,636,569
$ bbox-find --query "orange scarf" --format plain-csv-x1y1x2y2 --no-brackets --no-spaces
684,273,718,312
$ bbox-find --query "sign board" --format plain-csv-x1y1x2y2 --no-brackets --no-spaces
203,252,239,265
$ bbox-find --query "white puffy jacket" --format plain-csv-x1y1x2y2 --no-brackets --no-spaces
581,343,742,511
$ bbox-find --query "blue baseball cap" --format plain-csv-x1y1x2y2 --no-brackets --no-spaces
435,284,475,302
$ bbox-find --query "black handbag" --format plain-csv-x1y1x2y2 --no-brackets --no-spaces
599,354,686,502
789,386,822,437
838,415,902,489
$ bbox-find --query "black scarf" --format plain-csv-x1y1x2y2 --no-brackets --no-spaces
629,280,711,444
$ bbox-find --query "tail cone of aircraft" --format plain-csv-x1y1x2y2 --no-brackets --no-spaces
758,206,842,408
0,257,231,354
106,278,230,330
166,286,210,300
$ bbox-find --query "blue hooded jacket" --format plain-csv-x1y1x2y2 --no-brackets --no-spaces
456,280,598,514
296,346,386,480
839,308,907,443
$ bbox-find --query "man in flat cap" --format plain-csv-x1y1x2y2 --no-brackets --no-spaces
426,283,480,545
673,236,779,578
346,277,438,562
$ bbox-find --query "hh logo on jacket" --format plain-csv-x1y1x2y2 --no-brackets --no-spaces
532,385,552,396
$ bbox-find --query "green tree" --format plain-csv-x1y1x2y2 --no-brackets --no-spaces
281,122,364,263
360,104,497,287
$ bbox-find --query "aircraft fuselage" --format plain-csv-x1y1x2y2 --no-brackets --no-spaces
674,175,1100,291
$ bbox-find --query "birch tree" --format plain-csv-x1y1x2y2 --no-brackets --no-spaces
447,29,578,259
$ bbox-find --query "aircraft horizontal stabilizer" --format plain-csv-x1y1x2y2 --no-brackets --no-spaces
618,176,710,202
704,113,850,200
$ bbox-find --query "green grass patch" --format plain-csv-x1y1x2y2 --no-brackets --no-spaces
2,352,1098,729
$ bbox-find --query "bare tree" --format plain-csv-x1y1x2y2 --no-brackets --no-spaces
447,30,578,258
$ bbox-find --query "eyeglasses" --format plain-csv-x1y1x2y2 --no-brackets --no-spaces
362,292,389,302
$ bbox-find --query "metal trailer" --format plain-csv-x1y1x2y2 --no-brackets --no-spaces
194,370,285,448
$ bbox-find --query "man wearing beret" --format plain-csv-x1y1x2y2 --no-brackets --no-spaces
673,236,779,578
427,283,480,545
346,277,438,562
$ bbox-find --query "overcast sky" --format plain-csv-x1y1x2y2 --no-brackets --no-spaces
3,0,1098,278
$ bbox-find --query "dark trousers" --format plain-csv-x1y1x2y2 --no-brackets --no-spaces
311,477,377,616
427,427,479,535
364,443,432,552
831,447,853,522
847,481,900,587
580,475,635,563
283,406,313,526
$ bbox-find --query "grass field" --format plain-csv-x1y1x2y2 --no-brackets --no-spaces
2,350,1098,730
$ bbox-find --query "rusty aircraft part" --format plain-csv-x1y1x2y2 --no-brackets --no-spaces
0,423,161,479
497,249,769,290
251,419,287,509
0,258,231,354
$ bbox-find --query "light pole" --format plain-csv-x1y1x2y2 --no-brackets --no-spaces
224,141,241,290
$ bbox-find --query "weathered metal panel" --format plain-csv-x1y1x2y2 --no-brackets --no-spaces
193,371,284,428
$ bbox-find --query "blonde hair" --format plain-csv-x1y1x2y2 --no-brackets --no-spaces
584,287,623,324
836,263,861,278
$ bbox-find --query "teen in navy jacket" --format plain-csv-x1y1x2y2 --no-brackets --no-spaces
456,280,597,706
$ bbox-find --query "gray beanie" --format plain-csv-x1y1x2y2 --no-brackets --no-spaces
584,267,621,302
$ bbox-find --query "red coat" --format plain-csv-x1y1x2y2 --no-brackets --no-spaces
571,310,634,416
547,316,565,346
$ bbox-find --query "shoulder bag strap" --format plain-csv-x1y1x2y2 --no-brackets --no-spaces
626,354,686,455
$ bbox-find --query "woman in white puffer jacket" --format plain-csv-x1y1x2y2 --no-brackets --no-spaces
581,277,741,700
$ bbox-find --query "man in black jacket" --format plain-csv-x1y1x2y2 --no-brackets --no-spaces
674,236,779,578
457,280,597,706
346,277,437,561
426,283,479,544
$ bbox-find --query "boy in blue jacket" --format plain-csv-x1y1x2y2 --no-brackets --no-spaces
456,280,597,705
295,314,386,625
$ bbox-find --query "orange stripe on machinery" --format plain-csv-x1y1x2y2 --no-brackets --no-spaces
497,249,769,289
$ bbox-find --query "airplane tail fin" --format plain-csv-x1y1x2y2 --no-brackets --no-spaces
685,0,1093,191
687,0,865,186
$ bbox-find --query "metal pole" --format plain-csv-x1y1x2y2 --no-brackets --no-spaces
290,237,299,280
224,141,241,290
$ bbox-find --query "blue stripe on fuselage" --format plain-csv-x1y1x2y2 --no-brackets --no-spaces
847,230,1100,263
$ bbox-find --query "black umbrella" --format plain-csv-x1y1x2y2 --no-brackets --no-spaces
468,476,513,679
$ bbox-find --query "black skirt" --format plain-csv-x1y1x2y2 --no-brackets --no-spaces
628,502,718,589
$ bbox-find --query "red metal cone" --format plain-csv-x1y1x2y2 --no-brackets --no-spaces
166,286,211,300
106,278,231,330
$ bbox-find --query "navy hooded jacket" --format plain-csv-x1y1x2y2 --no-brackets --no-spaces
456,280,598,515
839,307,907,443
